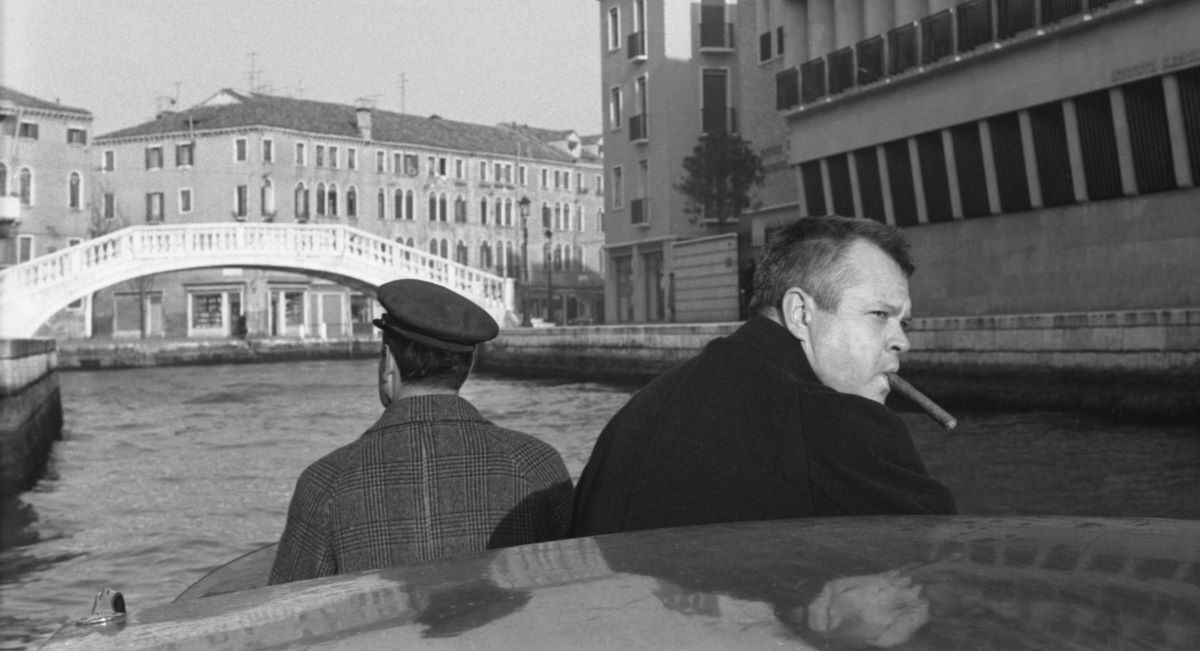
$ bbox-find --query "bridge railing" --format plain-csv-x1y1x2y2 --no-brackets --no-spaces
0,223,511,318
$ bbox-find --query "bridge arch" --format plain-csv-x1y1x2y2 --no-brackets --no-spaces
0,223,515,339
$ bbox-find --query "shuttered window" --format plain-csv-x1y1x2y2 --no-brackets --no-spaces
827,154,855,217
1173,66,1200,187
855,147,886,223
1073,91,1123,200
917,132,953,223
1122,78,1176,194
951,123,991,218
1029,102,1076,207
988,113,1032,213
997,0,1036,40
801,161,826,216
885,140,919,227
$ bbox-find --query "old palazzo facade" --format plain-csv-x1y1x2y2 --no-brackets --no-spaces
73,90,605,340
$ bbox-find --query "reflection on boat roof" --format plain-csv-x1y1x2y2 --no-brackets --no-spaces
46,516,1200,649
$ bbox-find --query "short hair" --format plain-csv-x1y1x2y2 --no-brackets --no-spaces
748,215,914,314
384,331,473,390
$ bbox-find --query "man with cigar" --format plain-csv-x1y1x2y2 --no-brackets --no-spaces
572,215,955,537
270,279,572,584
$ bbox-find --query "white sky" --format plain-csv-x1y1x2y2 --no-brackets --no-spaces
1,0,603,136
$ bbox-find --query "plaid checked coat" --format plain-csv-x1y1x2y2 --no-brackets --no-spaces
269,394,573,584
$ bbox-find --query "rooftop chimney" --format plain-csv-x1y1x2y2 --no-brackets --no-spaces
355,98,374,141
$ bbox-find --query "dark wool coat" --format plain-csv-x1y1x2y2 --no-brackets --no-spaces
571,316,956,537
270,395,572,584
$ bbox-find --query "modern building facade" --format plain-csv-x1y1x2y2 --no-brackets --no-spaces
598,0,798,324
602,0,1199,325
764,0,1199,318
83,90,606,340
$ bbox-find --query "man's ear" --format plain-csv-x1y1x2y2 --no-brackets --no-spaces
378,343,400,407
781,287,813,341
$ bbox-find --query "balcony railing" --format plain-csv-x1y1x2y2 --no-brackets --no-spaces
701,106,738,134
630,198,648,225
629,114,648,142
776,0,1113,112
699,21,735,51
628,31,647,60
0,196,20,221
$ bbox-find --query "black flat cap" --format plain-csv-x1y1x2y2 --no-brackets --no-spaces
373,279,498,352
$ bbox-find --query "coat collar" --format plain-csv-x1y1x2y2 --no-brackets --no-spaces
730,315,821,386
375,393,484,428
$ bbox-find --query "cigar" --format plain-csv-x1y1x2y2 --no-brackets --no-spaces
887,373,957,430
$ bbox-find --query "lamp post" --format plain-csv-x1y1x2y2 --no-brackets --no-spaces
544,228,554,325
517,196,532,326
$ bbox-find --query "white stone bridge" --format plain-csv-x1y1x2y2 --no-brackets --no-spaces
0,223,514,339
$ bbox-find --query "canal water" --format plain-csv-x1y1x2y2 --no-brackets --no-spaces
1,359,1198,649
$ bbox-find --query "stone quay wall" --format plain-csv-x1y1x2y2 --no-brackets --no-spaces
479,308,1200,423
0,339,63,501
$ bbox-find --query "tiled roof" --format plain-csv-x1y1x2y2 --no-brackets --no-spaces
97,89,577,163
0,85,92,117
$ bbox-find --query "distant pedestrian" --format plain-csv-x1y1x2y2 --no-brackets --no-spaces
571,215,955,537
270,279,572,584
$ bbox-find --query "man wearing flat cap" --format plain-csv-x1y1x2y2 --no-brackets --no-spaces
270,279,573,584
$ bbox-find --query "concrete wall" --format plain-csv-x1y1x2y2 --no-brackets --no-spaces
0,339,62,500
671,234,740,322
481,308,1200,420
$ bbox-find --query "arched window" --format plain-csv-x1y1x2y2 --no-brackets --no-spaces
405,190,414,220
505,241,516,278
504,198,513,226
346,186,357,217
454,195,467,223
316,182,326,215
328,184,339,216
295,183,309,221
406,237,414,247
429,240,439,255
68,172,81,209
574,245,584,270
575,204,584,231
393,189,403,220
480,198,488,225
18,167,33,205
562,244,572,271
480,242,493,269
495,198,503,226
554,203,563,230
261,178,275,216
440,238,449,258
0,163,7,195
438,193,448,222
428,192,437,221
496,239,506,276
377,189,386,219
455,240,469,265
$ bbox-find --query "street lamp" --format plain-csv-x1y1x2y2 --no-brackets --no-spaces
517,196,532,326
544,228,554,325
